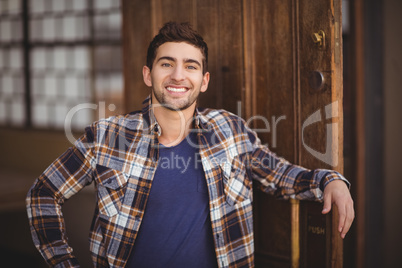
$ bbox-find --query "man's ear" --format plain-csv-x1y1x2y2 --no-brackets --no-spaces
143,66,152,87
200,72,210,93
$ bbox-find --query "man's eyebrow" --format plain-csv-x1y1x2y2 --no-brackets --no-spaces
156,56,176,63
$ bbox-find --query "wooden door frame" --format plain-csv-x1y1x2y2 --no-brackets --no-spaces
348,0,384,267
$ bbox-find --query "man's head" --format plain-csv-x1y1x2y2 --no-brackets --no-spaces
146,22,208,74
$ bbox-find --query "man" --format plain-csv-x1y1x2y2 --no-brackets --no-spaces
26,22,354,267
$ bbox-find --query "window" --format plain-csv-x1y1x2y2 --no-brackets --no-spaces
0,0,123,130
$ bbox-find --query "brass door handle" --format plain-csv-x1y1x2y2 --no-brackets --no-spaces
311,30,325,48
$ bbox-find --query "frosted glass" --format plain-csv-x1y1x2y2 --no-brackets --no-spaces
53,48,68,70
75,15,90,39
1,74,13,96
32,101,48,127
31,48,47,69
0,20,11,42
109,13,121,33
13,74,24,94
7,0,22,14
0,50,4,69
74,47,89,70
71,105,92,129
31,76,42,97
64,76,79,98
9,48,22,69
44,76,58,97
11,20,22,41
76,76,89,98
10,98,25,126
0,101,7,123
72,0,88,11
63,16,76,39
30,0,45,14
29,18,42,41
110,74,123,92
43,17,56,41
53,0,65,13
94,0,113,10
95,76,108,94
54,104,68,128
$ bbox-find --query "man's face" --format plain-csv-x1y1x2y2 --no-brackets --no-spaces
143,42,210,111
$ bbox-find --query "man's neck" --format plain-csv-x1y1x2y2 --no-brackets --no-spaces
153,104,196,147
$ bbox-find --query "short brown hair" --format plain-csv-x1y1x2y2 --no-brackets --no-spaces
146,22,208,74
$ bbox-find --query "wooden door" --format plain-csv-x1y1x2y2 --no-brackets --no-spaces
122,0,344,267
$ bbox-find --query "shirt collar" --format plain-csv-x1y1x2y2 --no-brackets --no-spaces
141,95,161,136
141,95,212,135
194,107,213,131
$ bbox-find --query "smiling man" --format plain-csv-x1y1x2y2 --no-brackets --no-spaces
26,22,354,268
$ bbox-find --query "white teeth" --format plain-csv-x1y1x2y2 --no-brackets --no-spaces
166,87,187,92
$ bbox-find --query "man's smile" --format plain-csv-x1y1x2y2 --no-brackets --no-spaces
165,86,189,93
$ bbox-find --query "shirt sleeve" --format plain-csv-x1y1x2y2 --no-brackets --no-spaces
245,124,350,201
26,125,96,267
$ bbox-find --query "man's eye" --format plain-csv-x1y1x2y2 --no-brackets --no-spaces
161,63,171,67
187,65,197,70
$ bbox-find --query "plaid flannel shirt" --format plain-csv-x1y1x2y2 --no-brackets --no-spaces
26,96,348,268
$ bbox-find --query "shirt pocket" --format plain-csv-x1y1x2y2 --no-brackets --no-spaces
95,164,129,218
220,157,251,206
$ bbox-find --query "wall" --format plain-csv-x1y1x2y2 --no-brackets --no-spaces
383,0,402,267
0,129,95,267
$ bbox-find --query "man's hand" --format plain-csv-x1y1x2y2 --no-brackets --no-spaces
322,180,355,239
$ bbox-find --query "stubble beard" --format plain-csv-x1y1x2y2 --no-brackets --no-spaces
152,88,200,112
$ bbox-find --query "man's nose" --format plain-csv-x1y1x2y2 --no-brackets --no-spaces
170,66,185,81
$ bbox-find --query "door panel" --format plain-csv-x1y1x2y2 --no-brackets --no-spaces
243,1,297,266
122,0,343,267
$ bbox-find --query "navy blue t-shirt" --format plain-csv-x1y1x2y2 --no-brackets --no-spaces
127,132,218,267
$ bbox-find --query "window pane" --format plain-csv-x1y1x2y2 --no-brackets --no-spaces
6,0,21,14
30,0,46,14
77,76,90,98
44,76,57,97
31,48,47,70
64,75,79,98
32,100,48,127
0,0,122,129
94,46,122,72
62,16,76,40
11,19,22,41
0,50,4,69
72,0,87,11
72,106,92,129
31,76,43,97
54,104,68,128
43,16,56,41
94,0,114,10
0,19,11,42
10,98,25,126
110,73,123,92
109,13,121,38
73,47,90,70
52,0,65,13
53,47,68,70
30,18,42,41
13,73,24,94
10,48,22,70
1,73,13,96
0,101,7,123
53,16,64,40
75,15,89,39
